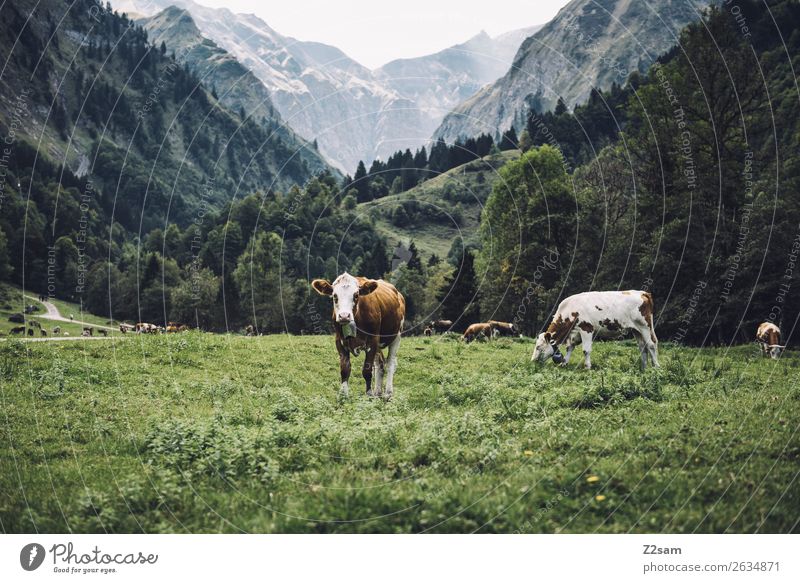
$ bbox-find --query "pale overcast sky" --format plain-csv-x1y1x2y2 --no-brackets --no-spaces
196,0,572,69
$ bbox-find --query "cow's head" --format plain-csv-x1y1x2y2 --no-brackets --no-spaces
311,272,379,324
769,344,784,359
532,332,564,364
531,332,554,362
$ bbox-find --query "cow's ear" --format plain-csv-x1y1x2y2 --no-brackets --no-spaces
311,279,333,296
359,279,379,296
544,332,552,343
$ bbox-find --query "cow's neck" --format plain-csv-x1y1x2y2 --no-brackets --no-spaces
547,312,578,345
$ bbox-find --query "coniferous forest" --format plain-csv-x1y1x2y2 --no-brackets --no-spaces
0,0,798,345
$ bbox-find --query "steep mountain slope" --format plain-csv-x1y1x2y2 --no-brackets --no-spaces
112,0,537,171
0,0,324,235
137,6,331,176
374,26,541,154
434,0,708,142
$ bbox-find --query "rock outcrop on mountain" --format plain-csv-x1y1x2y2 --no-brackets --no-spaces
138,6,330,176
433,0,708,143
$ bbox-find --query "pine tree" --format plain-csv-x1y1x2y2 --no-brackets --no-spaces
406,241,423,273
353,160,370,202
500,126,518,150
437,250,478,327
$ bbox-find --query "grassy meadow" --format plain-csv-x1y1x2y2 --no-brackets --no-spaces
0,286,120,338
359,150,520,259
0,332,798,533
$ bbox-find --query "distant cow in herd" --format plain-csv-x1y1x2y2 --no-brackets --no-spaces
430,320,453,333
532,290,659,370
462,322,493,343
462,320,518,342
756,322,784,359
135,323,159,334
312,272,405,399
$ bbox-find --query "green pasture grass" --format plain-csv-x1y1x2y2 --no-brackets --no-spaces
0,285,121,337
43,297,118,328
0,333,797,533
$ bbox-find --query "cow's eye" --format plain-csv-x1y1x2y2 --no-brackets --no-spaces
333,295,338,303
353,293,358,302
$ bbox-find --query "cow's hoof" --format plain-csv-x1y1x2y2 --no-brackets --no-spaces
366,390,378,398
558,362,568,367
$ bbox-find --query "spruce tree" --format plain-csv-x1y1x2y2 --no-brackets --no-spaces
437,249,478,327
406,241,423,273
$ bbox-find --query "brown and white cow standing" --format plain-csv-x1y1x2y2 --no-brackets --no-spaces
756,322,783,359
462,322,492,342
532,290,659,369
488,320,519,337
312,273,405,399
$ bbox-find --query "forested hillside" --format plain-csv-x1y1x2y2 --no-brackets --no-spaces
137,6,331,178
0,0,373,331
475,0,800,344
1,0,798,346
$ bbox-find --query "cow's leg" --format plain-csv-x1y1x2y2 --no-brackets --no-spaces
384,334,401,400
337,341,351,397
363,340,380,397
646,329,660,368
579,330,593,369
564,330,580,365
632,329,648,370
374,350,386,396
564,341,575,364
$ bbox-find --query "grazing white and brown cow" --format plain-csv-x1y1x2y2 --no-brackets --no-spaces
312,273,405,399
430,319,454,333
532,290,659,369
488,320,519,337
756,322,783,359
462,322,493,342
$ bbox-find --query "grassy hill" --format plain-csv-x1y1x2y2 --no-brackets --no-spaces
1,332,797,533
359,150,520,259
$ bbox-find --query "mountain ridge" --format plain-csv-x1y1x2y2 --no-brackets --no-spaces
433,0,709,142
137,5,332,177
112,0,540,171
